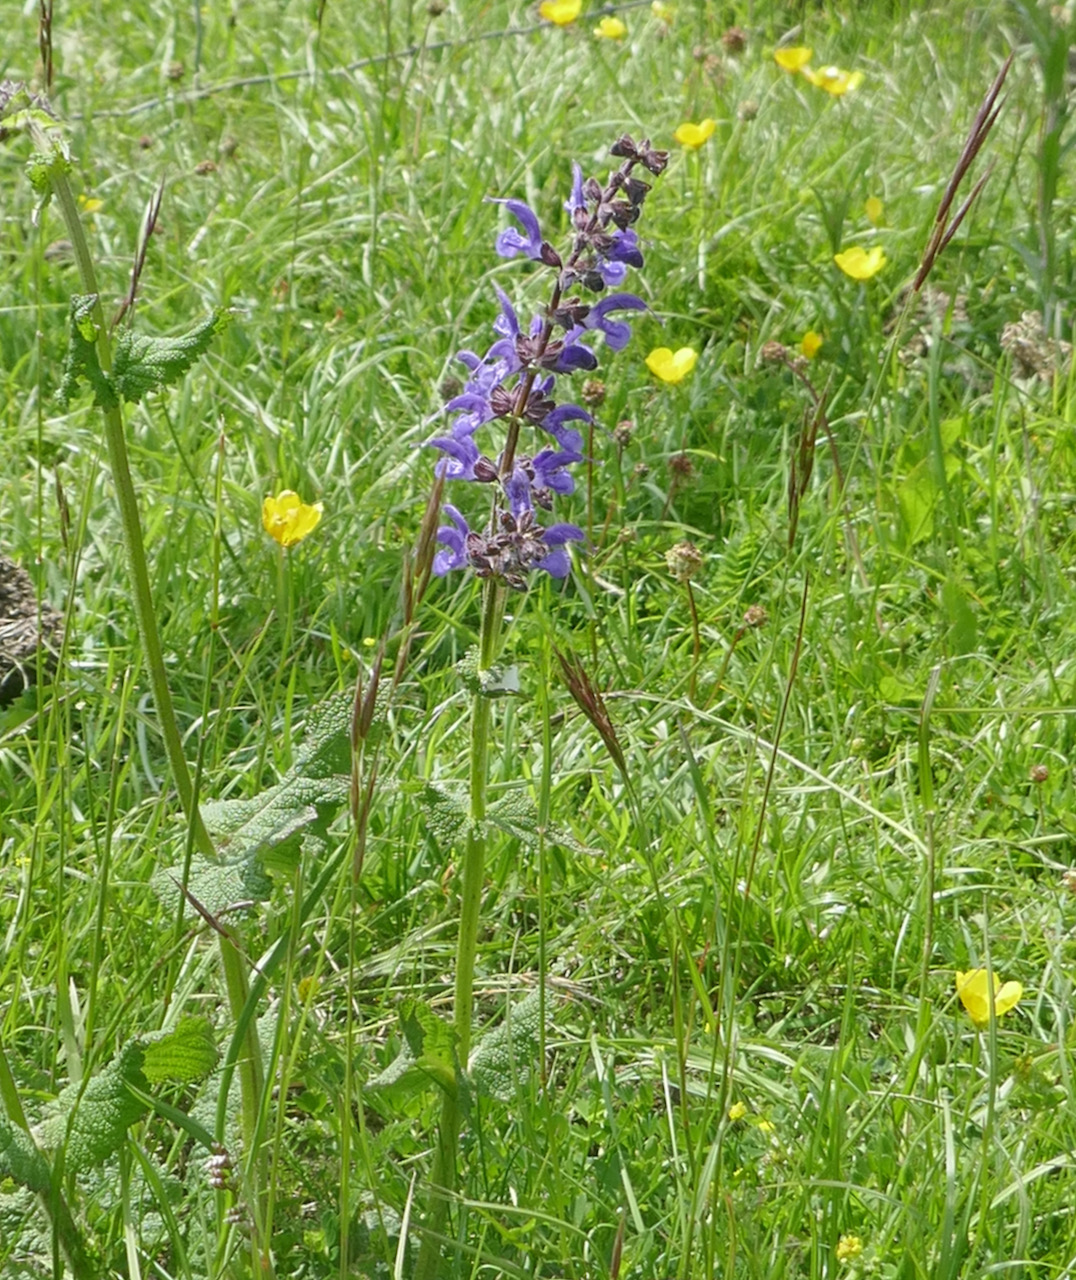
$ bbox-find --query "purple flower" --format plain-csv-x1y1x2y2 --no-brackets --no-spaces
564,163,586,218
491,199,545,261
546,334,598,373
582,293,648,350
540,404,590,454
536,524,586,578
434,505,471,575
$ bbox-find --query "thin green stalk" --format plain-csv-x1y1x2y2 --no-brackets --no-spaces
414,577,504,1280
41,145,269,1276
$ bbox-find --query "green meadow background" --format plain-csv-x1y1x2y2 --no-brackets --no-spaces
2,1,1076,1276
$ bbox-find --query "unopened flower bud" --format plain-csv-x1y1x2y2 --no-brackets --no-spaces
666,540,704,582
632,461,650,480
614,419,634,446
743,604,768,628
722,26,747,54
737,99,759,121
1062,868,1076,894
760,340,788,364
582,378,607,406
1030,763,1049,784
669,451,694,482
427,0,446,13
166,60,185,81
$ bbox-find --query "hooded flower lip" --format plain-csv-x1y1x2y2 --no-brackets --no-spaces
646,346,698,383
802,64,864,95
262,490,323,547
491,199,546,261
955,969,1023,1028
834,244,886,280
539,0,582,24
774,45,812,71
673,118,716,149
583,293,648,350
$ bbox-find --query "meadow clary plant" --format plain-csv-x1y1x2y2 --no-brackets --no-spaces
413,133,666,1280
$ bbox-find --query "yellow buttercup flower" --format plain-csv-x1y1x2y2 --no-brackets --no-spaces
727,1100,747,1121
594,15,626,38
651,0,673,20
801,64,864,96
774,46,812,72
834,245,886,281
673,118,716,149
262,490,323,548
956,969,1023,1029
836,1235,864,1264
800,329,823,359
539,0,582,24
646,346,698,383
865,195,884,226
78,194,104,214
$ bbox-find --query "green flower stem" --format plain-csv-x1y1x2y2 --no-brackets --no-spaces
415,577,504,1280
45,155,269,1273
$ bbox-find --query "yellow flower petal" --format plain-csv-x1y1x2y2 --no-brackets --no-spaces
539,0,582,24
833,245,887,281
78,194,104,214
801,65,864,95
262,490,323,548
865,195,884,226
800,329,823,359
774,46,812,72
646,346,698,383
956,969,1023,1028
673,118,716,149
594,15,626,38
727,1100,747,1121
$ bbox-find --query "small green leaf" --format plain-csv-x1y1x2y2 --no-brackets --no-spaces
400,999,458,1097
57,294,115,409
142,1018,218,1085
110,311,228,404
458,648,522,698
0,1119,51,1192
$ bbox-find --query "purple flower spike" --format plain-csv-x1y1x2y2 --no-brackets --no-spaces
584,293,648,350
434,504,472,575
492,199,545,261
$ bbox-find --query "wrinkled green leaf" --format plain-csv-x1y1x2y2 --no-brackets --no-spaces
110,311,228,404
38,1043,147,1171
369,1000,458,1099
151,852,273,917
0,1120,50,1193
56,294,114,409
142,1018,218,1085
470,987,551,1102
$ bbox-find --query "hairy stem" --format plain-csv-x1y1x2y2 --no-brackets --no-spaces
414,577,504,1280
45,150,270,1276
